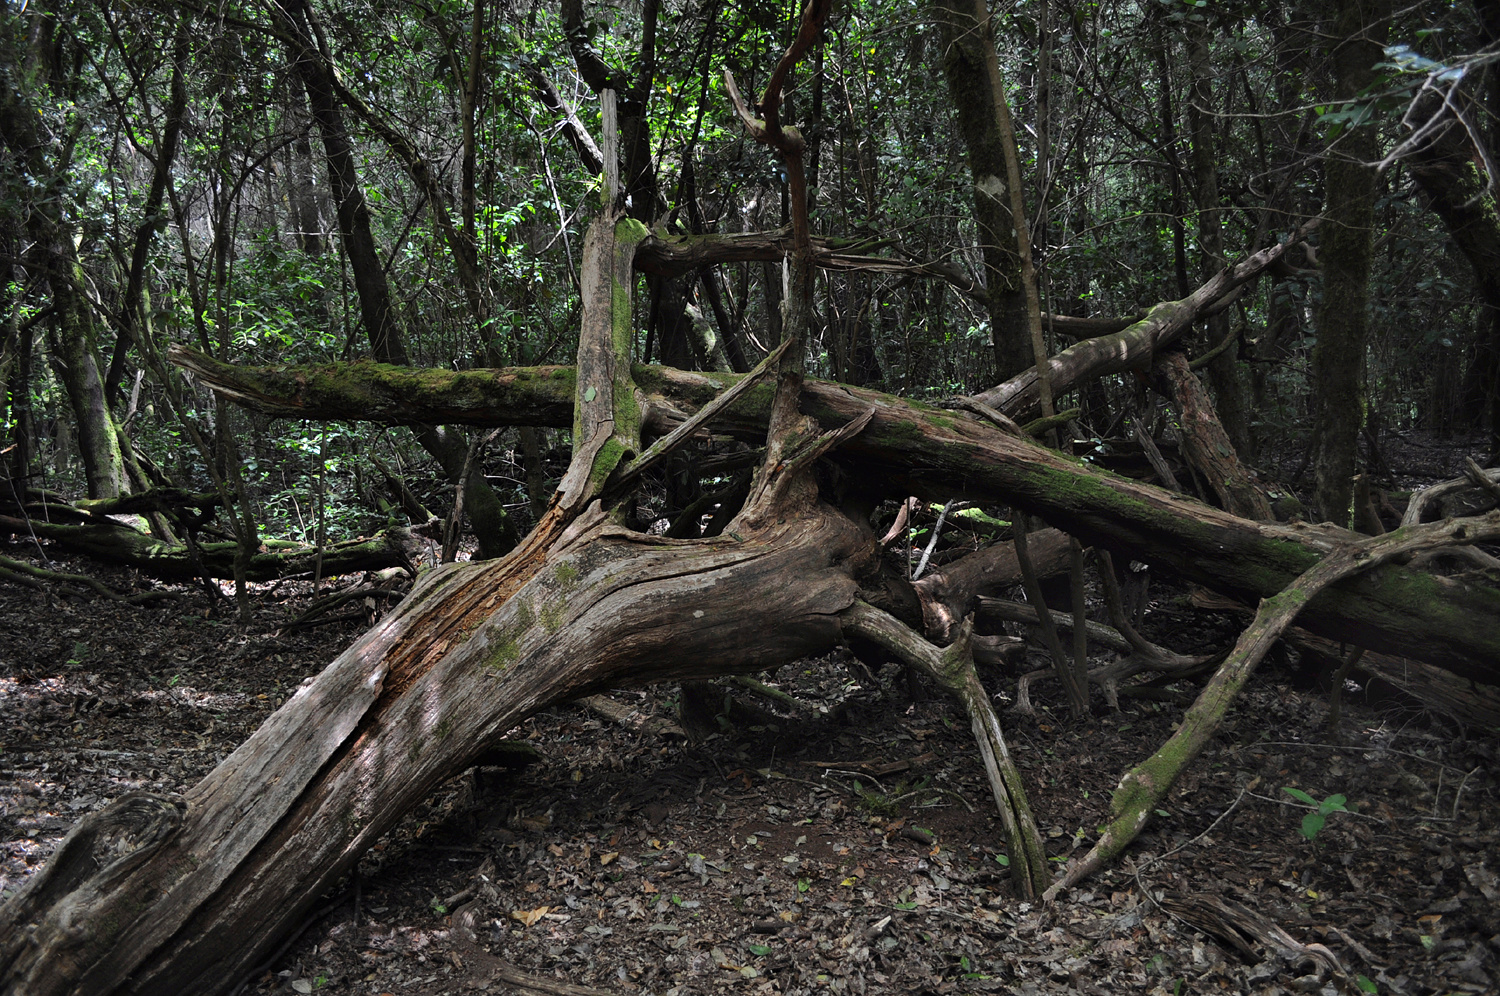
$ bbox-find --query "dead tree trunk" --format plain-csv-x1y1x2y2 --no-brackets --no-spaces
169,347,1500,685
972,239,1292,421
0,174,884,995
1153,351,1272,520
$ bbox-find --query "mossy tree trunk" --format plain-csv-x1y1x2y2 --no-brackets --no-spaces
0,41,126,500
169,345,1500,685
933,0,1037,381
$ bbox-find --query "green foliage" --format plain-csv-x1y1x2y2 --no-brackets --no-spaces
1282,787,1350,842
4,0,1492,557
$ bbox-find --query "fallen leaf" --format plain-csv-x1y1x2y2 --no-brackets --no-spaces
600,851,618,866
510,906,551,927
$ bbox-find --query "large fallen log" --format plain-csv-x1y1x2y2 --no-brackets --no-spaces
0,24,1048,989
170,347,1500,684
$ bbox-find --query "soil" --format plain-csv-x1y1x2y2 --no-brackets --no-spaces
1,532,1497,996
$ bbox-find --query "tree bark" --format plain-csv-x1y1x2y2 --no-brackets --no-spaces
933,0,1036,380
168,348,1500,685
1311,0,1390,525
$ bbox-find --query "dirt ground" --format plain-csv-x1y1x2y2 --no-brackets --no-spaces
2,517,1498,996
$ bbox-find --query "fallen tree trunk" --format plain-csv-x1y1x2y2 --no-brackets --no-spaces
971,239,1292,421
1152,350,1272,520
0,514,419,582
170,348,1500,684
0,499,874,995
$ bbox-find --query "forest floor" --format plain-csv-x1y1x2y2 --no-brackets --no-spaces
2,481,1499,995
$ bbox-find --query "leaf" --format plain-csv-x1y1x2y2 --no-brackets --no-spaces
995,854,1010,867
510,906,552,927
748,944,771,956
1356,974,1379,993
894,901,918,910
600,851,618,865
583,386,597,402
1282,786,1317,806
1301,813,1327,840
292,982,313,995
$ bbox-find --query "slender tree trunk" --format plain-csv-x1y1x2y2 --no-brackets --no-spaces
1311,0,1390,525
103,16,189,405
280,0,517,557
933,0,1035,380
1186,19,1255,461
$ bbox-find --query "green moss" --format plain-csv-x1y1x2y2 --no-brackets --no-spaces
554,560,580,591
514,597,535,632
487,630,520,672
883,420,926,443
585,436,629,494
540,600,565,634
434,717,453,740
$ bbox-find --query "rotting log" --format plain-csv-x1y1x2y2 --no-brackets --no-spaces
171,349,1500,684
0,514,419,582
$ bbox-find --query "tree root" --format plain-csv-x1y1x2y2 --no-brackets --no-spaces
0,554,179,604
